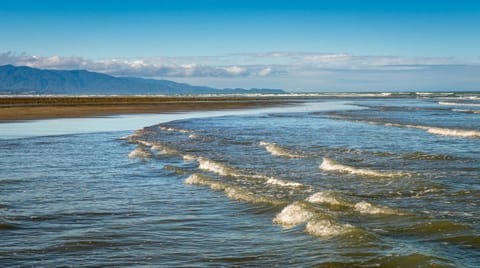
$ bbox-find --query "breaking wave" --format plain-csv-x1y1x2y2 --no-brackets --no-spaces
259,141,305,158
191,156,307,189
266,178,304,188
417,126,480,138
197,157,238,177
438,101,480,107
273,202,315,228
384,122,480,138
332,116,480,138
185,174,285,205
184,173,228,191
319,157,407,178
306,191,352,207
354,201,403,215
188,133,200,139
159,126,192,133
452,109,480,114
273,202,359,237
150,143,179,155
305,218,356,237
128,147,153,159
223,187,286,205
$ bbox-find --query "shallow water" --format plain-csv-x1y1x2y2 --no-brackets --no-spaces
1,96,479,267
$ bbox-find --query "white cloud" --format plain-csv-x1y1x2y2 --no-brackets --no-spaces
224,66,246,75
1,51,479,91
257,67,272,76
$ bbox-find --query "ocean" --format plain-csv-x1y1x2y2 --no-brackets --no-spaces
1,93,479,267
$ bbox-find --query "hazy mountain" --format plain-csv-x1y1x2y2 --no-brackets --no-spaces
0,65,285,95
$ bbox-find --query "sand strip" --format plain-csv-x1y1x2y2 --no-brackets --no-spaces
0,96,298,121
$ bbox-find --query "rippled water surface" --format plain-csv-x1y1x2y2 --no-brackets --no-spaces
1,95,479,267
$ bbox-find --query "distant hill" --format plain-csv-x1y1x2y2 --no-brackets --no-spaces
0,65,285,95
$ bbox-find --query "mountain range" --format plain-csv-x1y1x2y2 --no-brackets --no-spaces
0,65,285,95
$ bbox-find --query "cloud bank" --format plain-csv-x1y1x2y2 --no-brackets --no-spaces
1,51,479,91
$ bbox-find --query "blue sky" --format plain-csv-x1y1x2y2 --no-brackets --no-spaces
1,0,479,91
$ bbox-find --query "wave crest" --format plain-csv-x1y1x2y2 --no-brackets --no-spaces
184,174,227,190
197,157,237,177
259,141,305,158
305,218,355,237
306,191,352,207
354,201,403,215
151,144,179,155
159,126,192,133
320,158,407,178
439,101,480,107
266,178,304,188
128,147,152,159
273,202,314,228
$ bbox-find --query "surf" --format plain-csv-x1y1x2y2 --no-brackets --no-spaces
259,141,306,158
319,157,408,178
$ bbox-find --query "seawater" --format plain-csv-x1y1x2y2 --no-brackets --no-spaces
1,95,479,267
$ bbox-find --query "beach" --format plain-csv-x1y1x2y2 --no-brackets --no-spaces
1,95,479,267
0,96,296,121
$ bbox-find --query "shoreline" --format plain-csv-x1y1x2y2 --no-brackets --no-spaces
0,96,299,122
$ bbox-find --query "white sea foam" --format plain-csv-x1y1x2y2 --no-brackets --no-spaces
188,133,200,139
151,144,179,155
306,191,351,207
184,174,226,190
120,129,147,141
419,126,480,138
135,140,153,147
320,158,406,178
224,187,285,205
354,201,401,215
259,141,305,158
439,101,480,107
305,218,355,237
452,109,480,114
342,117,480,139
273,202,314,228
183,154,197,161
159,126,192,133
403,123,480,138
266,178,304,188
128,147,152,159
197,157,236,177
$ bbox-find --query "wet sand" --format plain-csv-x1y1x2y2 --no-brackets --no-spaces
0,96,297,121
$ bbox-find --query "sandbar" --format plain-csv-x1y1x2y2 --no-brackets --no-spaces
0,96,298,121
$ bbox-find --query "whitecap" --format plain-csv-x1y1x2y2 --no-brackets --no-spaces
159,126,192,133
305,218,355,237
420,126,480,138
128,147,152,159
259,141,305,158
336,117,480,138
266,178,304,188
354,201,402,215
182,154,197,161
188,133,200,139
452,109,480,114
224,187,285,205
439,101,480,107
197,157,237,177
306,191,352,207
151,144,179,155
273,202,314,228
184,174,226,190
320,158,407,178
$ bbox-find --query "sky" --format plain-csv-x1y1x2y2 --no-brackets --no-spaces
0,0,479,91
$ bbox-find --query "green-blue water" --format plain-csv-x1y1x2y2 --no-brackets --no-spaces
1,94,479,267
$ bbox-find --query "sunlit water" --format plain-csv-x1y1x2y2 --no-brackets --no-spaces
1,95,479,267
